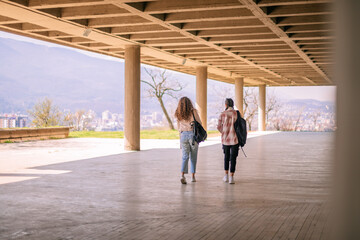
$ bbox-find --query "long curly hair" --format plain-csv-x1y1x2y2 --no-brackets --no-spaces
174,97,195,121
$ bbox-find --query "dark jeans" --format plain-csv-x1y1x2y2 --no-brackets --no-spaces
223,144,239,173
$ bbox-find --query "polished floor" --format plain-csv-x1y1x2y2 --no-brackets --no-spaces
0,132,333,240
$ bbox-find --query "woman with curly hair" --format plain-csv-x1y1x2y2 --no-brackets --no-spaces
174,97,202,184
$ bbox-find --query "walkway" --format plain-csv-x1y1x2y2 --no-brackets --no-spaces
0,132,333,239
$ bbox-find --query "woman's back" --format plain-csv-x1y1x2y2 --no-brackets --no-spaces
177,110,201,132
217,107,238,145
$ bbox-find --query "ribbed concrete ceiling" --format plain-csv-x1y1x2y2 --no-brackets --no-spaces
0,0,333,86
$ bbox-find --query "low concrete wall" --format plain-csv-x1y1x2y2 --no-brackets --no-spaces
0,127,70,143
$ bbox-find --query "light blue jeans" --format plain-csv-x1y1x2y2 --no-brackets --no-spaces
180,131,199,174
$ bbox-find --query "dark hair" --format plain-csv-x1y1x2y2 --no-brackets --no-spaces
174,97,195,121
225,98,234,108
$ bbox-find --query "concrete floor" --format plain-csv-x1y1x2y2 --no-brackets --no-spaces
0,132,333,239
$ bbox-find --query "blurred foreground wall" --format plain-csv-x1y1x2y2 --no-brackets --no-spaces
334,1,360,239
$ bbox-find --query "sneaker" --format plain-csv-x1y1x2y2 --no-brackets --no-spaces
223,174,229,182
229,176,235,184
191,176,196,182
180,176,187,184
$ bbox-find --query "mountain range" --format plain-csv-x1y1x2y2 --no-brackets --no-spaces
0,37,126,114
0,36,334,116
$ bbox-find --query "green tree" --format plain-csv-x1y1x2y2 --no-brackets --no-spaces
28,98,62,127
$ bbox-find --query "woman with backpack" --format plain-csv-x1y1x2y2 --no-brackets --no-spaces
175,97,202,184
217,98,239,184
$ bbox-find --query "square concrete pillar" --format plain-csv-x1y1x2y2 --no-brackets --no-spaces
124,45,140,151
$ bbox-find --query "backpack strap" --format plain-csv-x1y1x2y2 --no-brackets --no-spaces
191,110,196,145
240,146,247,158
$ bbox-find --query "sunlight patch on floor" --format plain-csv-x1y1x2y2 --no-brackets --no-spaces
0,131,279,184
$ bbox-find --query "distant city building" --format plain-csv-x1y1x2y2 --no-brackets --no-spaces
102,110,111,121
152,112,162,123
9,118,16,128
0,100,336,132
0,117,8,128
17,117,27,127
0,114,29,128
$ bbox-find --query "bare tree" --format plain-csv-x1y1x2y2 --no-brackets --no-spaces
280,118,295,131
269,103,282,131
273,118,281,131
83,110,96,130
74,110,86,131
28,97,62,127
269,107,303,132
243,88,258,131
141,68,184,130
63,110,93,131
209,85,234,115
167,100,179,126
310,110,321,131
294,106,305,131
63,112,75,128
266,91,281,125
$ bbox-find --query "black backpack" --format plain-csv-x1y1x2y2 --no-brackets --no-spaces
234,110,247,156
192,111,207,144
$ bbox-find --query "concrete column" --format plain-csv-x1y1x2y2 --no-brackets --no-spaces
235,77,244,117
124,45,140,151
258,84,266,131
196,66,207,130
334,1,360,239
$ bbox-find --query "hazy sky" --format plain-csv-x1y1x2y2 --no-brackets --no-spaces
0,31,336,103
